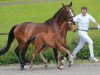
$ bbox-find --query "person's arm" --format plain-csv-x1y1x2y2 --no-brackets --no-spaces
94,22,100,29
89,14,100,29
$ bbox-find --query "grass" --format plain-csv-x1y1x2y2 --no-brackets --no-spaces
0,0,100,64
0,0,32,2
0,0,67,2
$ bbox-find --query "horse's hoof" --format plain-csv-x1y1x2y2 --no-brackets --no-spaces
68,61,73,67
24,65,30,70
45,64,48,68
44,63,48,68
68,64,71,67
20,66,24,70
68,62,72,67
58,65,64,70
29,66,32,69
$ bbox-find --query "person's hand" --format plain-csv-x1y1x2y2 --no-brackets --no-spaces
97,25,100,30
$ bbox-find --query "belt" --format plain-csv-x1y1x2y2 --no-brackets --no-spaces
78,29,88,32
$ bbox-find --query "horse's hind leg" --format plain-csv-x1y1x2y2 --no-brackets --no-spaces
22,35,36,64
14,46,25,70
21,50,28,63
14,46,20,59
19,52,26,70
17,43,28,70
39,49,48,68
21,43,30,63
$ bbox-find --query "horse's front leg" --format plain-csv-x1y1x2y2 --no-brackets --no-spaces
53,48,64,69
58,45,73,68
60,45,71,65
29,43,45,70
57,51,65,69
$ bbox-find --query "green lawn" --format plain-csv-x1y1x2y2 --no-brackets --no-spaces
0,0,100,31
0,0,32,2
0,0,100,64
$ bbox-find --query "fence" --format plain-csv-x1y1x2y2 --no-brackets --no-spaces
0,33,8,35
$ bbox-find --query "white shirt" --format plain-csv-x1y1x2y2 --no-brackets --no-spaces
73,13,96,30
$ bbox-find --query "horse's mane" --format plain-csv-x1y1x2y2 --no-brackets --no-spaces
52,7,63,19
44,7,63,25
44,18,53,25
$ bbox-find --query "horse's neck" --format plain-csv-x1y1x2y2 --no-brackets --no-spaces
55,9,67,27
56,11,69,37
51,19,60,31
52,9,66,31
59,22,68,37
44,18,53,26
44,18,60,32
44,8,68,32
52,18,66,32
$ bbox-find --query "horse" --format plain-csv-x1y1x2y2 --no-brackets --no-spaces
0,2,75,70
28,20,74,69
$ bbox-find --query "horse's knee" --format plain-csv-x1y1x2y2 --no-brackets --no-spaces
31,52,37,59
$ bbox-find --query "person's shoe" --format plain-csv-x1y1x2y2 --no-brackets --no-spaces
71,55,77,64
90,57,98,62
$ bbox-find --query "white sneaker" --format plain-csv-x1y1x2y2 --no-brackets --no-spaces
70,55,74,64
90,57,98,62
71,54,76,59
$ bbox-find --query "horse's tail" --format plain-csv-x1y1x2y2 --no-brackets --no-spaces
0,25,17,56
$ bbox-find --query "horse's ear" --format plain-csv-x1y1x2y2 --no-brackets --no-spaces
69,2,72,7
62,3,66,9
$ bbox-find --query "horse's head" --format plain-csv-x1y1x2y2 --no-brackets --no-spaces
61,2,76,25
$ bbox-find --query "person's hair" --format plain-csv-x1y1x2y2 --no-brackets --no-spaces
81,6,87,11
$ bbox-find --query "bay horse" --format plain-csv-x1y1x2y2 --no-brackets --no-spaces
28,20,74,69
0,2,75,70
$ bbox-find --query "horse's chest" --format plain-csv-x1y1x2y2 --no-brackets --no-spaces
54,35,65,45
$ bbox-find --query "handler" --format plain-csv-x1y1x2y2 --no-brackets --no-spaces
72,6,100,62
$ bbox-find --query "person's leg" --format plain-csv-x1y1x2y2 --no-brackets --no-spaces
80,32,94,58
85,37,94,58
79,32,98,61
72,38,85,58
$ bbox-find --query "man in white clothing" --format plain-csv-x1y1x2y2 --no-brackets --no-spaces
72,6,100,62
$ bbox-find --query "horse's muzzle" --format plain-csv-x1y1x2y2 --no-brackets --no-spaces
71,21,76,25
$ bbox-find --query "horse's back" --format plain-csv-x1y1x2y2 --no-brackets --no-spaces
14,22,48,43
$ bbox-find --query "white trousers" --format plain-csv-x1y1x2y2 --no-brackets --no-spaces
72,30,94,58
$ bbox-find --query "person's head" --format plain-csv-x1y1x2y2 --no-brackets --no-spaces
81,6,87,16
